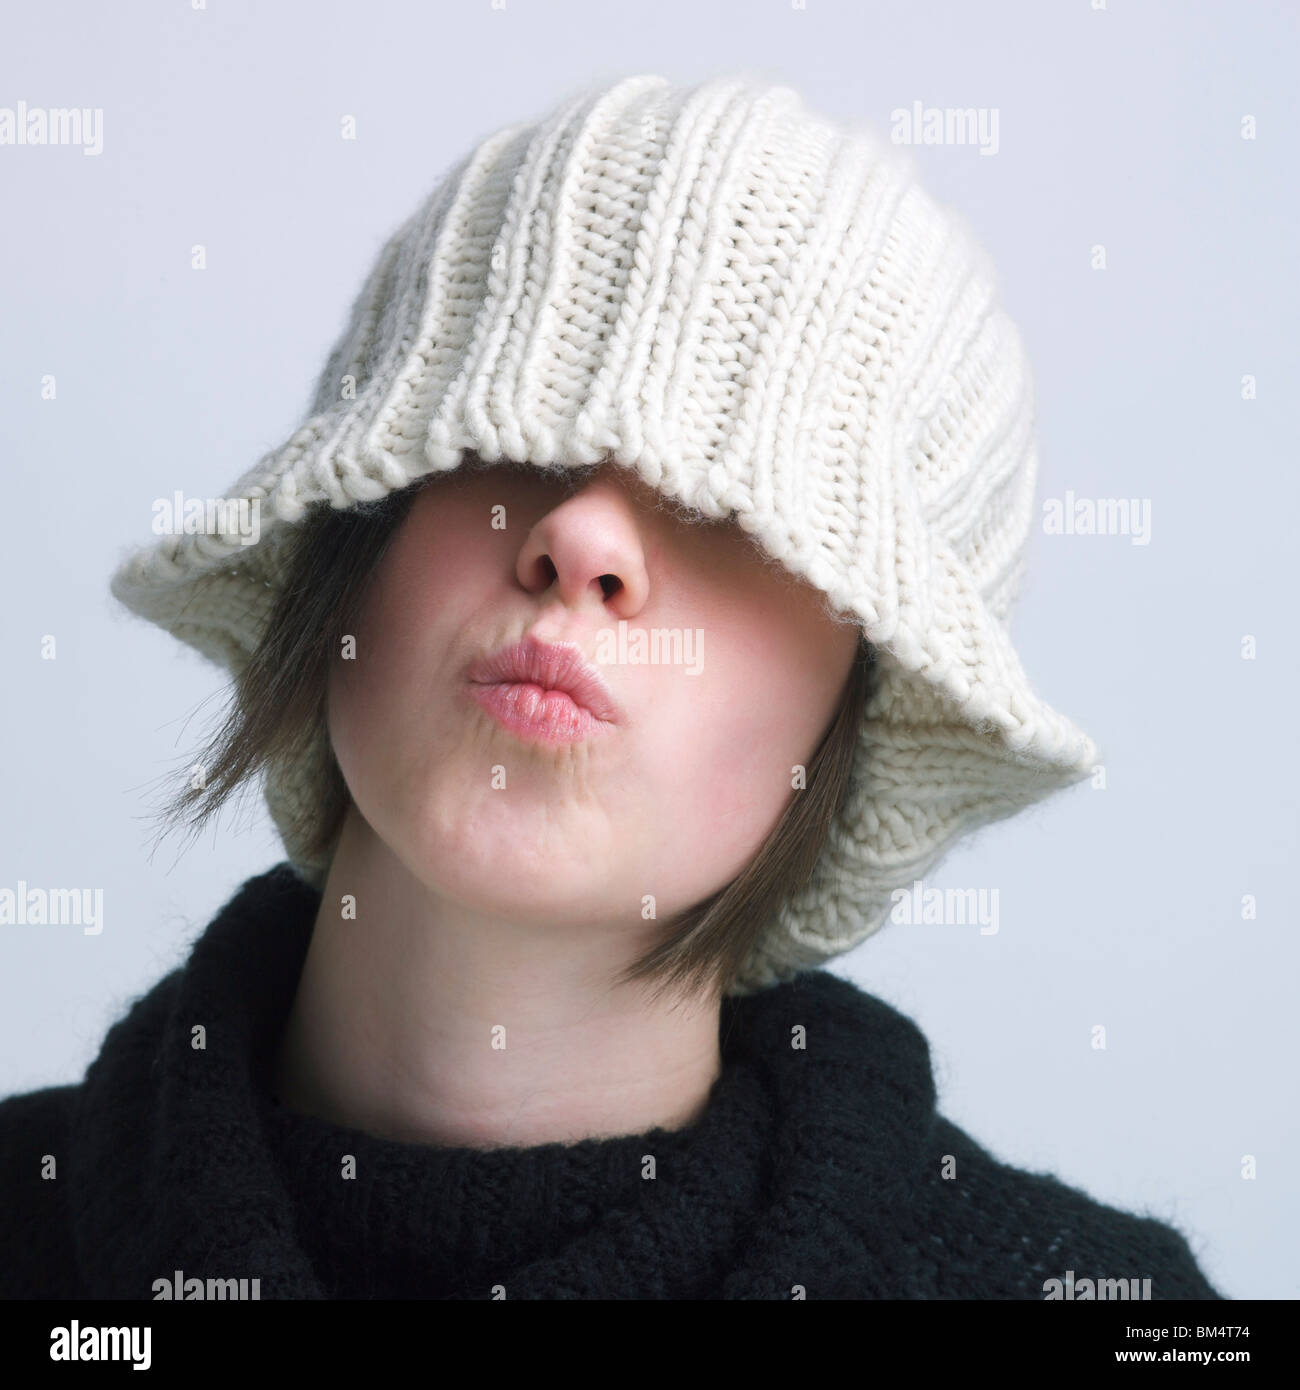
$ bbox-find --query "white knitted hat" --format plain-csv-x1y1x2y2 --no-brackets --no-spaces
111,72,1098,995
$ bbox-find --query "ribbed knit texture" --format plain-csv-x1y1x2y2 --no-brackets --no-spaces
0,867,1221,1300
108,73,1100,995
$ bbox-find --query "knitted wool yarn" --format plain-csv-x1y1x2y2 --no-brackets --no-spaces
109,72,1099,994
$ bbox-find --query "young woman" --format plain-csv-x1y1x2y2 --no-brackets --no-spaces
0,72,1221,1300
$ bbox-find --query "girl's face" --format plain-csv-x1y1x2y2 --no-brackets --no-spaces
328,461,860,931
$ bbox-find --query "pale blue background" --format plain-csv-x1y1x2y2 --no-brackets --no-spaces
1,0,1295,1299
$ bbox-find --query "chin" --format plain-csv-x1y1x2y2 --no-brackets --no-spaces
385,795,617,928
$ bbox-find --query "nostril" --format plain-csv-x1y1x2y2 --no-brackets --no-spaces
537,556,558,586
598,574,622,600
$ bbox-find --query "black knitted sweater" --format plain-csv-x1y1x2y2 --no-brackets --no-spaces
0,866,1222,1300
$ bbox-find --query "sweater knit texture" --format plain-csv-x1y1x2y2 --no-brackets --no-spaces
0,866,1221,1301
108,72,1100,995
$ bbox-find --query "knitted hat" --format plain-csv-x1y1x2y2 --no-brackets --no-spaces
111,72,1098,995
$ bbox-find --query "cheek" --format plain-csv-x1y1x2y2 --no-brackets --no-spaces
369,507,493,654
327,503,497,789
639,621,846,877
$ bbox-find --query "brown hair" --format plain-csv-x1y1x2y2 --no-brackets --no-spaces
161,469,876,1003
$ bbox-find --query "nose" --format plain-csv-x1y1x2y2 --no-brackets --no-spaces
515,468,651,621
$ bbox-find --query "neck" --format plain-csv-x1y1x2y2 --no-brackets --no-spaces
267,808,723,1149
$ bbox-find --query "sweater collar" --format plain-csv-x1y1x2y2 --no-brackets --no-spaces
66,865,939,1298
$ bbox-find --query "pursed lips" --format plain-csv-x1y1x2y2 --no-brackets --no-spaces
464,634,620,742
